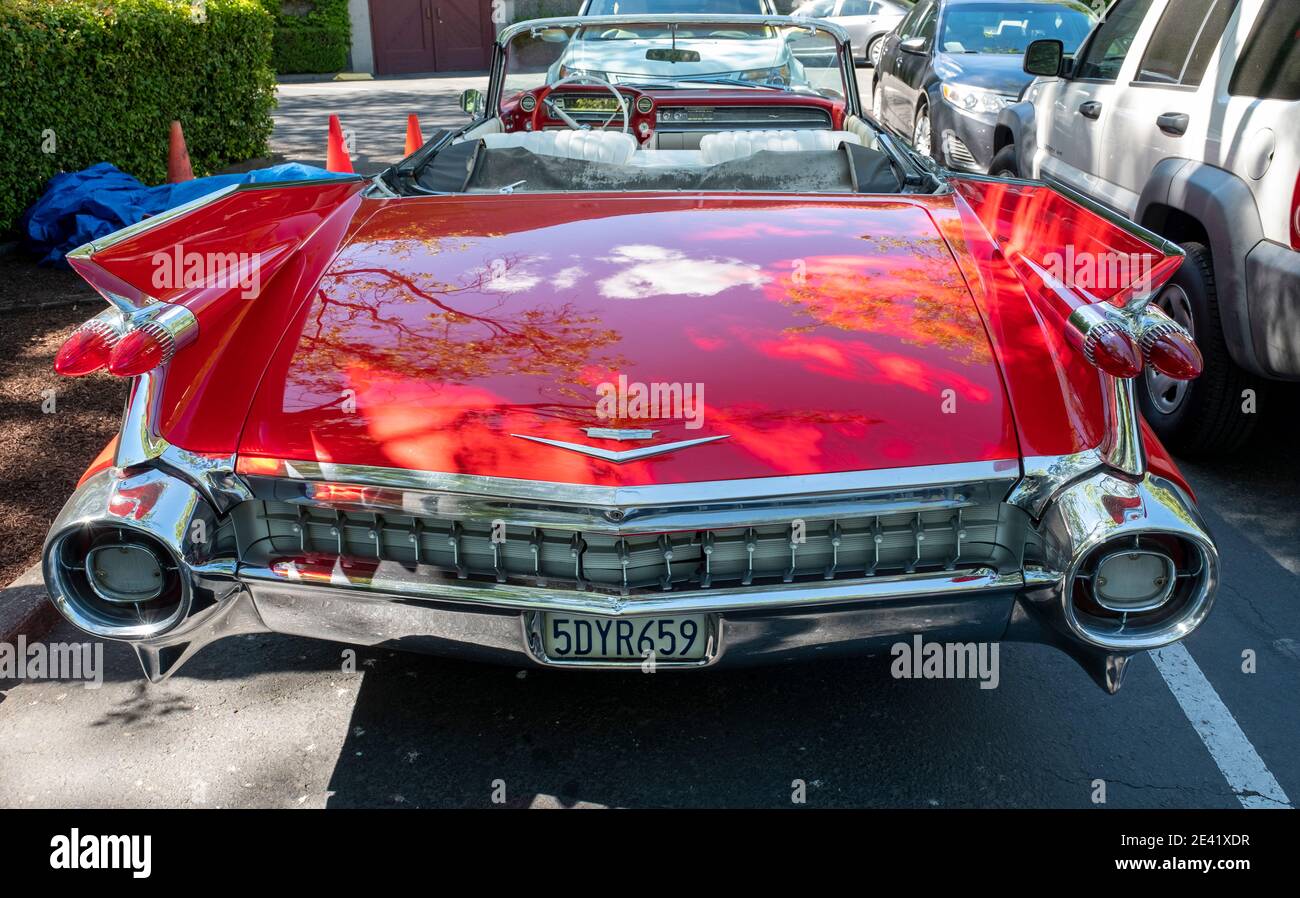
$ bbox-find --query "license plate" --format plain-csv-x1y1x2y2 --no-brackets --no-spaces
541,613,711,662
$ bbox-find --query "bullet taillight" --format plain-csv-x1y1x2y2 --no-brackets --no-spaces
108,325,173,377
1137,306,1203,380
1064,303,1144,379
53,322,118,376
1085,325,1144,379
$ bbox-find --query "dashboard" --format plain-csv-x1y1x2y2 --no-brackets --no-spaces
500,86,846,150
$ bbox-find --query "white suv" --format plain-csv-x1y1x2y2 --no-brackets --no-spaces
992,0,1299,456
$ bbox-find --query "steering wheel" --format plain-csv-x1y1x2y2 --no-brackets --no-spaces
530,73,630,135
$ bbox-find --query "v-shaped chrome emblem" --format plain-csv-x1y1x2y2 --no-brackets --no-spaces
510,433,729,463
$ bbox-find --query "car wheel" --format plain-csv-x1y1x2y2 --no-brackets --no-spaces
867,36,885,68
912,104,936,160
990,144,1019,178
1136,242,1264,457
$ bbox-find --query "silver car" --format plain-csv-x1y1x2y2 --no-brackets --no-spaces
791,0,911,66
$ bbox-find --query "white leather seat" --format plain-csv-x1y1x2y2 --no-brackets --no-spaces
481,130,638,165
698,129,863,165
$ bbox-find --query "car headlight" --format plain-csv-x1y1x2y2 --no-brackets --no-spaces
941,83,1015,116
740,65,791,86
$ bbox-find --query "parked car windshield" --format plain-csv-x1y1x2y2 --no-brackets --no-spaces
584,0,770,11
940,2,1095,54
501,21,849,101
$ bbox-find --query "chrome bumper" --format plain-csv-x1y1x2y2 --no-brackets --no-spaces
42,463,1217,693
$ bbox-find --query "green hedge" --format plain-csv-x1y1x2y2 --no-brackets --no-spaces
272,23,347,73
0,0,277,236
258,0,349,74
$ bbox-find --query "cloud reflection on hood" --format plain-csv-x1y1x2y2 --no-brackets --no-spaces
597,244,769,299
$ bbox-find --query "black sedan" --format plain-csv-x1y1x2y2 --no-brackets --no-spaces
870,0,1095,171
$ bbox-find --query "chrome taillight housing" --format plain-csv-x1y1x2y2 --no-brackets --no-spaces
53,303,197,378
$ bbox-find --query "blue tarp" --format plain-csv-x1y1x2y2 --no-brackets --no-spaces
21,162,354,266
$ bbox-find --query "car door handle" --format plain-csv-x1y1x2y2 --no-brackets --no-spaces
1157,112,1190,136
1079,101,1102,120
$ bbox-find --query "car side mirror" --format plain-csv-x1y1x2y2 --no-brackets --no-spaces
899,36,928,55
1024,39,1064,77
459,88,485,118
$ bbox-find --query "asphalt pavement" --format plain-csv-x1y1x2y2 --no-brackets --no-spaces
0,73,1295,809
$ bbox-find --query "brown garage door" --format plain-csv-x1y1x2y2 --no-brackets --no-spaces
370,0,493,75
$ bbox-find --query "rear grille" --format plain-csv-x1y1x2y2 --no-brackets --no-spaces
241,501,1009,596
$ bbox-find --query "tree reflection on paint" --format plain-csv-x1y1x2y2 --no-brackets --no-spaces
772,235,992,366
292,236,626,400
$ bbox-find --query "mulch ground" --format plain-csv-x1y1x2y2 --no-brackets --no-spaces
0,265,126,585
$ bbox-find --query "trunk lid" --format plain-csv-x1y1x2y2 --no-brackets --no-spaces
238,193,1018,486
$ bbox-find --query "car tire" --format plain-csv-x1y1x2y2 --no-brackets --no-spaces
1136,242,1264,457
867,36,885,69
990,144,1019,178
912,103,937,161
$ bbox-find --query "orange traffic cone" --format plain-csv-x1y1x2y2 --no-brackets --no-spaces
326,114,353,173
167,120,194,183
404,113,425,156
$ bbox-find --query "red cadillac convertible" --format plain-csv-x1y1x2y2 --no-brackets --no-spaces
44,15,1216,694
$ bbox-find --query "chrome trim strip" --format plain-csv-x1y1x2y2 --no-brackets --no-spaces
244,476,999,533
65,184,242,260
242,561,1022,617
117,370,168,467
1006,448,1105,518
264,458,1022,508
1101,376,1146,478
66,177,363,259
496,14,853,47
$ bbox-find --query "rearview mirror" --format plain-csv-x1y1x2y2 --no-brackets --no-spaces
459,88,485,118
1024,39,1064,77
900,36,927,55
646,48,702,63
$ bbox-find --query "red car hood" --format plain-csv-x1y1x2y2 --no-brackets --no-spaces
238,194,1018,486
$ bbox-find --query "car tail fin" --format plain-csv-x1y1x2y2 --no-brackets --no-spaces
950,177,1198,381
55,177,365,379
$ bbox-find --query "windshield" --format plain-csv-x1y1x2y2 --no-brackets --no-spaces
584,0,770,12
501,21,849,103
940,2,1095,54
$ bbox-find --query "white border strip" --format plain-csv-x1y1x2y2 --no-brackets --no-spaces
1151,643,1292,809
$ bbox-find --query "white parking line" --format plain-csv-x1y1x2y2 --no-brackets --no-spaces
1150,643,1292,809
